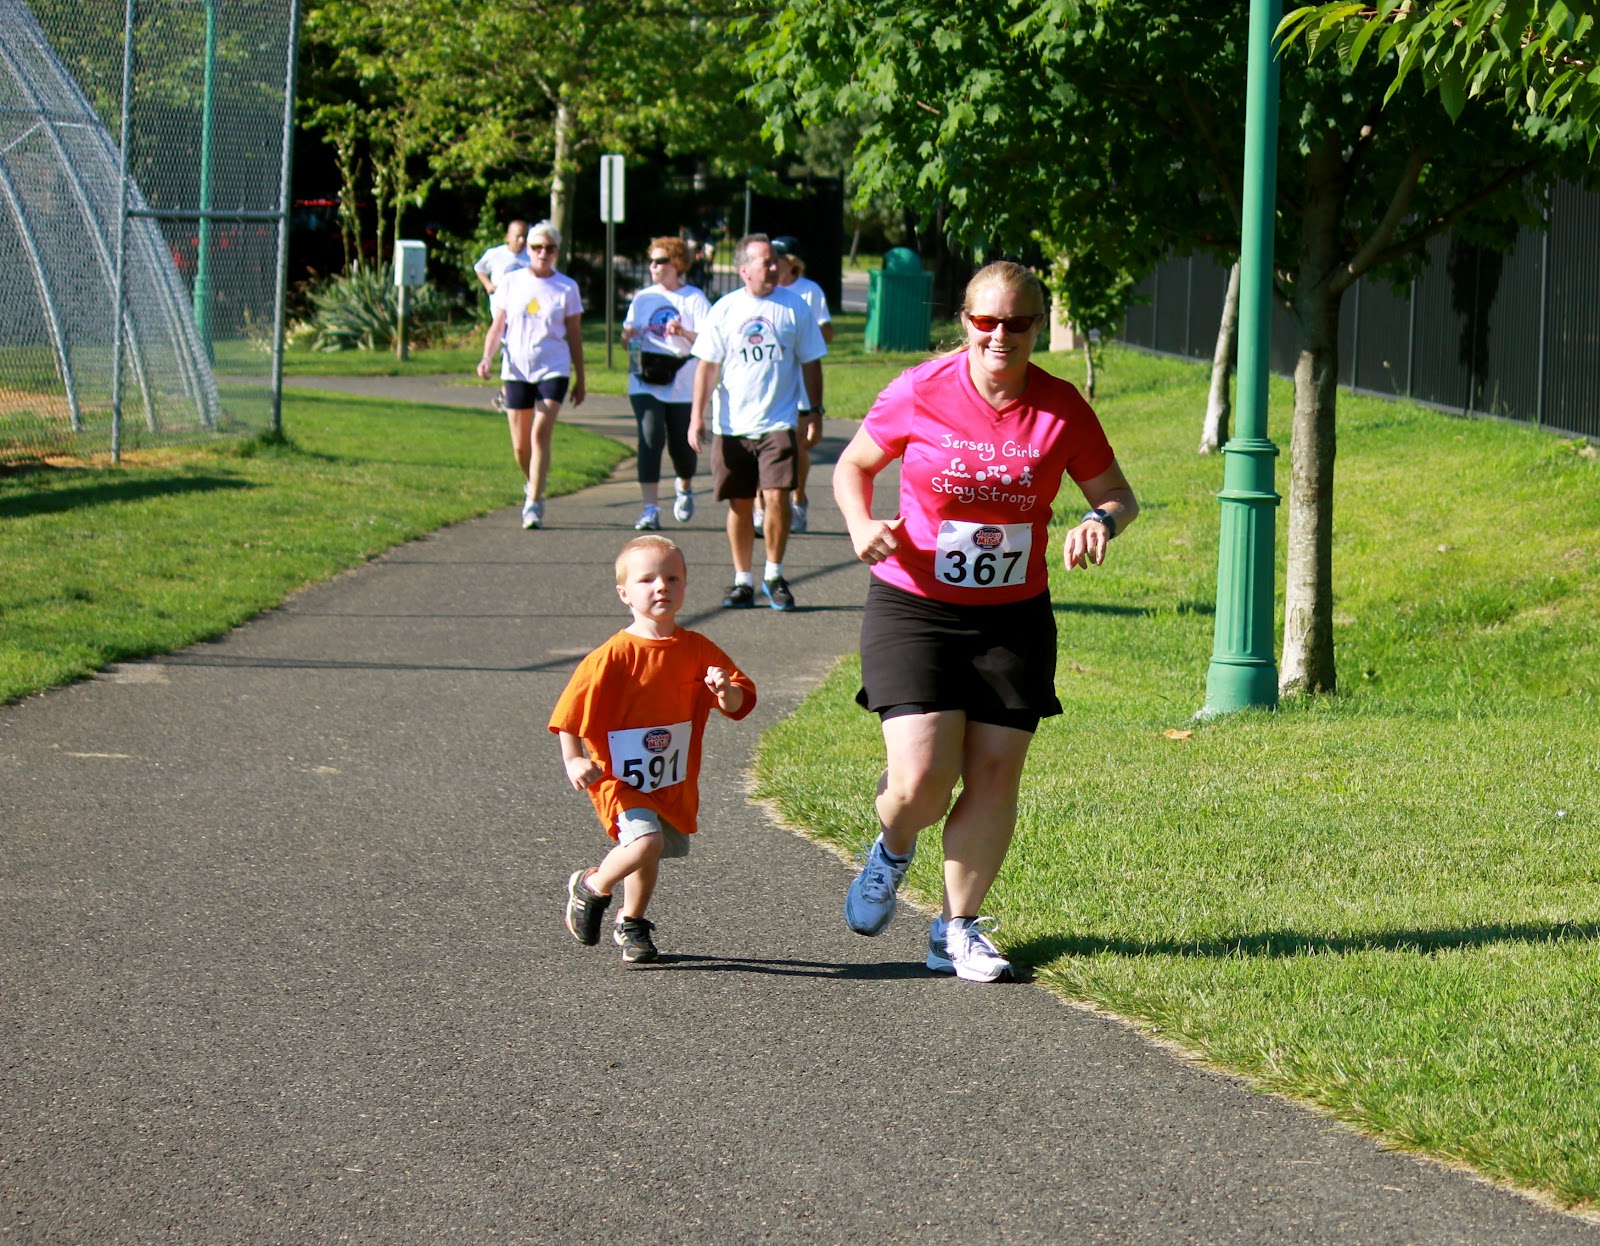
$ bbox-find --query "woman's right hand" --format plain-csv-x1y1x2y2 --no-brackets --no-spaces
850,515,905,565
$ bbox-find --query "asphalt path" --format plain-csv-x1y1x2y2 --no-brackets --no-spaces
2,377,1594,1244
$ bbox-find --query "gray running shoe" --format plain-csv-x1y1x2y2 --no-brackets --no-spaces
762,576,795,611
722,583,756,609
673,490,695,523
614,916,658,964
752,503,764,537
944,916,1013,982
790,500,808,533
845,837,911,936
564,869,611,945
635,505,661,531
926,916,954,974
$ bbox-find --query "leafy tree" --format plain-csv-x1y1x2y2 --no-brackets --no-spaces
746,0,1591,697
1279,1,1600,145
300,0,766,262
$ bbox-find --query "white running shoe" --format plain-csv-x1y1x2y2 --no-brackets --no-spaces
523,497,544,530
845,836,911,936
942,916,1013,983
673,490,695,523
635,504,661,531
790,500,809,533
752,503,764,537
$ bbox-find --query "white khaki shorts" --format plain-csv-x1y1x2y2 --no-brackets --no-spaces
616,807,691,858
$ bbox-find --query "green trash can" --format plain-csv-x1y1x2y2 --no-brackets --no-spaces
864,247,934,352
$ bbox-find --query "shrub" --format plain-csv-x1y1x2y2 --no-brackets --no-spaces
301,263,465,352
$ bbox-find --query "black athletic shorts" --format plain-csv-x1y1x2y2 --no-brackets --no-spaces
503,376,569,409
855,577,1062,731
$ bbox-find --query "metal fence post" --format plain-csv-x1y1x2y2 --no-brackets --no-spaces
110,0,137,465
1536,191,1552,429
270,0,301,439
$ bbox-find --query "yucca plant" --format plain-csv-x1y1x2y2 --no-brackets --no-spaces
304,263,463,352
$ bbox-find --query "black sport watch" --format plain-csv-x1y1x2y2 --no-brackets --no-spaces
1083,508,1117,539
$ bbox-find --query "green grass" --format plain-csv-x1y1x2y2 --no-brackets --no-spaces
0,390,628,703
753,346,1600,1210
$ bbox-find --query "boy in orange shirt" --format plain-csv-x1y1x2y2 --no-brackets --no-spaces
550,535,757,963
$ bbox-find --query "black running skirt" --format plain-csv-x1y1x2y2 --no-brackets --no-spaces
855,577,1062,727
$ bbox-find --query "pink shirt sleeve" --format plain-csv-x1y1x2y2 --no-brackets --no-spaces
860,366,919,459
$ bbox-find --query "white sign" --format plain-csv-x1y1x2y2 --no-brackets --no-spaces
599,154,625,224
394,239,427,287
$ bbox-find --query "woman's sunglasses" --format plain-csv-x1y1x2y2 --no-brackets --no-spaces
529,243,558,253
966,313,1043,333
648,255,672,265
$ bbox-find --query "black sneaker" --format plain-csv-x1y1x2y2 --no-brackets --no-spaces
613,917,658,964
762,576,795,611
722,583,756,609
564,869,611,945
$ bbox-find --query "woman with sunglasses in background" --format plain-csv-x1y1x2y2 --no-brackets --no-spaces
620,237,712,530
832,260,1138,983
476,220,586,529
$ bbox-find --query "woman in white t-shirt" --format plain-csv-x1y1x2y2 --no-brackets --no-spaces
620,236,711,530
476,220,586,530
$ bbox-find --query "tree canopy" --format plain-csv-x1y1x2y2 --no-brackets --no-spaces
1279,1,1600,147
299,0,763,264
746,0,1592,696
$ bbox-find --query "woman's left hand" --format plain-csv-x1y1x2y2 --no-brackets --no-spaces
1063,519,1110,570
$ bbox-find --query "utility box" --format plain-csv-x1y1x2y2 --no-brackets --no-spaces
394,239,427,288
864,247,933,352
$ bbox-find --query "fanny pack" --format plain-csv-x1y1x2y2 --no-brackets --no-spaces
638,352,690,386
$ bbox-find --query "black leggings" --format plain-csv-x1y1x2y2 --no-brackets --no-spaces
631,394,697,485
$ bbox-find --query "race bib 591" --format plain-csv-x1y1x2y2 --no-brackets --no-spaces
607,720,691,792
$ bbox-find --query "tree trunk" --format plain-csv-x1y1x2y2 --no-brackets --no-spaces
549,98,573,242
1280,137,1349,699
333,130,362,274
1198,260,1241,454
1280,280,1341,697
1082,337,1096,399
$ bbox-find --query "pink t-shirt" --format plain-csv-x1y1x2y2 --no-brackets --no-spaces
862,354,1116,605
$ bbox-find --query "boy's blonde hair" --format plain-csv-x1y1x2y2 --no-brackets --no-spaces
614,534,685,583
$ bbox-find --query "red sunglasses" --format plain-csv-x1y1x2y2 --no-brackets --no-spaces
966,313,1043,333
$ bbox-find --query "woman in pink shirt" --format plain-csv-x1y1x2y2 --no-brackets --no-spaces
832,261,1138,982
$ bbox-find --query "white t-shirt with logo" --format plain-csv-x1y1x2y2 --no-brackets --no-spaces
624,283,712,403
491,269,584,383
691,286,828,437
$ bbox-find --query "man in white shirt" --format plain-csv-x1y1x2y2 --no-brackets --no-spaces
473,220,530,294
770,235,833,534
690,234,827,612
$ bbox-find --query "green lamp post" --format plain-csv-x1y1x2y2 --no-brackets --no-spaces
1202,0,1283,716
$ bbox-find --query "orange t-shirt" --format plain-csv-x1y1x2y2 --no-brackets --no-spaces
548,628,756,839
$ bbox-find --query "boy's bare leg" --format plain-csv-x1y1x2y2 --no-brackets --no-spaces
620,859,659,920
588,833,664,904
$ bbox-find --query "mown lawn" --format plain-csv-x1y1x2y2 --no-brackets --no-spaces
0,391,627,704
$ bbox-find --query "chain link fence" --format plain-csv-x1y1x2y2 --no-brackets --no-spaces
0,0,297,465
